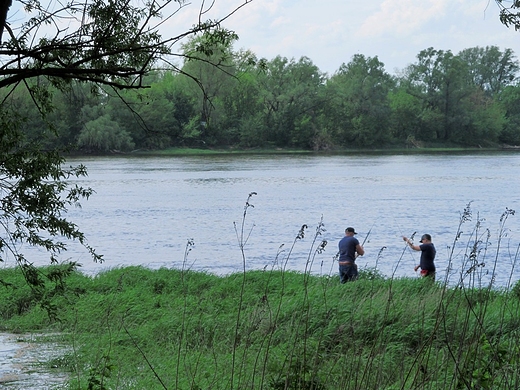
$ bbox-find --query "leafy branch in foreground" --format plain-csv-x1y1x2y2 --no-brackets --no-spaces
496,0,520,30
0,108,102,291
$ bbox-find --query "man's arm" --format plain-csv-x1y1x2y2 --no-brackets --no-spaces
402,236,420,251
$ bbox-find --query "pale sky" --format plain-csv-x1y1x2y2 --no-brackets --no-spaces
197,0,520,76
7,0,520,77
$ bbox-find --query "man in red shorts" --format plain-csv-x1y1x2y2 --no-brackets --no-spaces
402,234,436,280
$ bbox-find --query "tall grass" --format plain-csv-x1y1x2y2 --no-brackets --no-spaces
0,201,519,389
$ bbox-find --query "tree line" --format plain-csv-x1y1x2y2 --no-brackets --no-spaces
5,38,520,152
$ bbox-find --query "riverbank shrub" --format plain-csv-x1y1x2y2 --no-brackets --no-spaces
1,265,520,389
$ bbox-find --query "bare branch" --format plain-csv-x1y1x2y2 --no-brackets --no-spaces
0,0,253,90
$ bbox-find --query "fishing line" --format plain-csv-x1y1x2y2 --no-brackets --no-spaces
394,217,419,274
361,222,376,247
394,218,416,255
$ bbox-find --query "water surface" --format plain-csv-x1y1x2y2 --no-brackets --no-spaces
6,152,520,287
0,333,68,389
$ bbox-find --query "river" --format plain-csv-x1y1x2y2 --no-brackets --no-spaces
0,333,68,389
4,151,520,288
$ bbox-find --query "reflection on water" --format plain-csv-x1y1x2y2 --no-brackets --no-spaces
7,152,520,288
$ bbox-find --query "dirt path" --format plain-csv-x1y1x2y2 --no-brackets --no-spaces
0,333,68,389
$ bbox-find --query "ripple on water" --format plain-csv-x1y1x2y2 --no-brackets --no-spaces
0,333,68,389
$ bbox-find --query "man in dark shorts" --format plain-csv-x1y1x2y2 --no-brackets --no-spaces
338,227,365,283
402,234,436,280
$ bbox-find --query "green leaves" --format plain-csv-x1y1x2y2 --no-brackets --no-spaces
0,109,101,267
496,0,520,30
326,54,394,147
78,114,135,152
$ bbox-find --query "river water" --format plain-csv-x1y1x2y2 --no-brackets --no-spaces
4,151,520,288
0,333,68,389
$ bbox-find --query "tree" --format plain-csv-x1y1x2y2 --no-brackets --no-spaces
325,54,394,147
77,106,135,152
403,47,517,145
498,83,520,145
456,89,506,146
179,32,240,146
220,50,264,147
256,56,325,148
405,48,471,142
387,87,423,143
0,0,252,286
458,46,519,97
106,71,196,149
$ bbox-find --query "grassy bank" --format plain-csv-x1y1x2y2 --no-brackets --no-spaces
1,265,520,389
130,145,513,157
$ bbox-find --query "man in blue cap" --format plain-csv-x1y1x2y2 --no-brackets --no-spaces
338,227,365,283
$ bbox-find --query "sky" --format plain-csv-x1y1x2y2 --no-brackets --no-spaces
191,0,520,76
7,0,520,77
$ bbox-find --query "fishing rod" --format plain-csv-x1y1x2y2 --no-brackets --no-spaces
394,217,417,250
351,222,375,260
393,217,421,276
361,223,375,247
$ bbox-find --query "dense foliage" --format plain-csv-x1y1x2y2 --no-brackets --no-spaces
5,41,520,152
10,42,520,152
1,266,520,389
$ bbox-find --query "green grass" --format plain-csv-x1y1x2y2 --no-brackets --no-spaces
130,145,512,157
1,265,520,390
135,147,314,156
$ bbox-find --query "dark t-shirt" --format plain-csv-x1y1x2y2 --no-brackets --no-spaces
338,236,359,262
420,243,436,271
